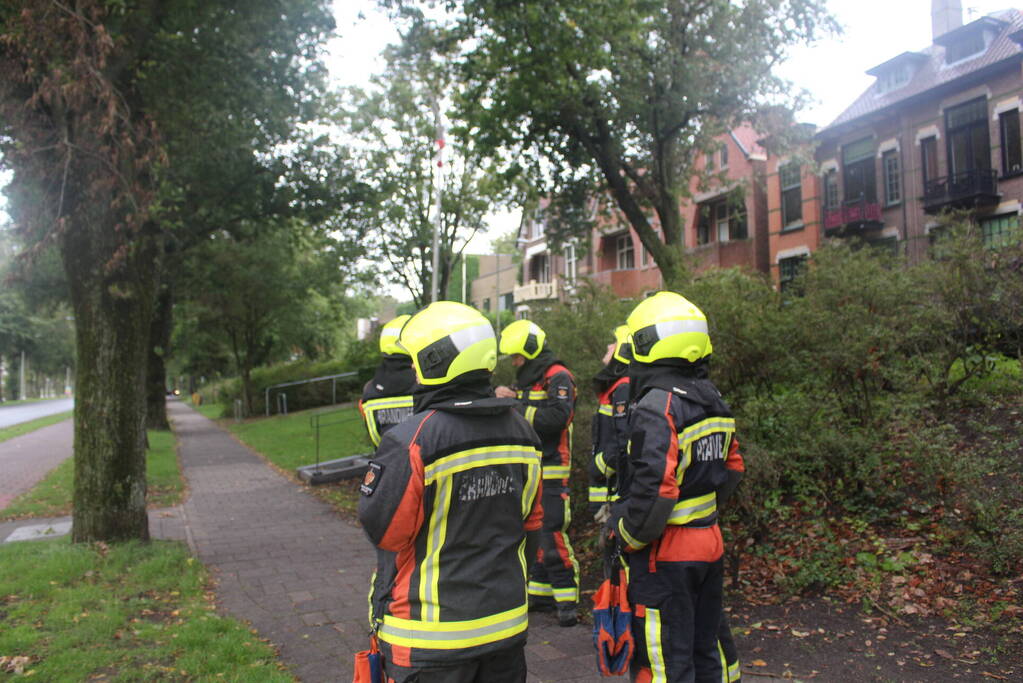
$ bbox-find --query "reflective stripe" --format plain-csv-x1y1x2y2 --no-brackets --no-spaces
380,604,528,650
424,445,541,484
667,492,717,526
524,406,537,425
598,403,614,416
656,318,708,341
553,586,578,603
527,390,548,400
595,451,615,476
420,473,452,621
528,581,553,596
542,465,570,479
728,657,740,682
645,607,667,682
617,518,646,550
677,417,736,449
589,486,610,503
718,640,727,683
522,455,541,521
449,322,495,351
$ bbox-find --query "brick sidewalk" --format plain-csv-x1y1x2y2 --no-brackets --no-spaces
166,401,598,683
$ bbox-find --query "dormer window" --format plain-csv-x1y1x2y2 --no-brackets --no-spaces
944,30,986,63
876,64,911,94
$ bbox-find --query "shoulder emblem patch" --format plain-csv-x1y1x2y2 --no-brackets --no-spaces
360,461,384,496
557,386,569,399
614,400,627,416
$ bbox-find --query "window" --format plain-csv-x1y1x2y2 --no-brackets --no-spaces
482,297,491,312
823,170,839,211
981,214,1020,249
876,64,911,94
921,136,939,188
529,218,544,240
778,255,807,295
945,97,990,177
1000,109,1022,176
719,143,729,169
563,242,577,284
780,162,802,226
698,194,747,244
615,234,635,270
842,137,876,203
945,31,985,64
706,150,715,171
882,150,902,206
500,292,514,311
528,253,550,283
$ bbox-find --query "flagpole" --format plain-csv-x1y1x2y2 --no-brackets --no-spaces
430,97,444,304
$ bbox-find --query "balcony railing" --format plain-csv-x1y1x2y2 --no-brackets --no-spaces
823,198,883,236
923,168,999,214
514,279,557,303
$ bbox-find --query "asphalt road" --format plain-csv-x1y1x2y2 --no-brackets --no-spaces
0,398,74,428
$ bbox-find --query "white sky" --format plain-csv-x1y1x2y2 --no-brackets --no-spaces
2,1,1014,237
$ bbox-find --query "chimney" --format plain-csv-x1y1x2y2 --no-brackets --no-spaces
932,0,964,41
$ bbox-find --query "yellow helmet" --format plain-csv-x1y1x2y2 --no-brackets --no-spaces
379,315,411,356
398,302,497,385
498,319,546,359
612,324,633,364
626,291,712,363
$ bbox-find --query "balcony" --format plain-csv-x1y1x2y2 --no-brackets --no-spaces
923,169,999,214
823,198,884,237
514,279,557,304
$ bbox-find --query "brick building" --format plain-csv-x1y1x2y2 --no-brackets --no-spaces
814,2,1023,263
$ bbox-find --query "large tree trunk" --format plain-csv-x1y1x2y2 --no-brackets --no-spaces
146,285,173,431
63,208,160,543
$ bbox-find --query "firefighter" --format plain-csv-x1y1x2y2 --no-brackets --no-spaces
358,301,543,683
359,315,416,447
609,291,745,683
494,319,579,627
588,324,633,515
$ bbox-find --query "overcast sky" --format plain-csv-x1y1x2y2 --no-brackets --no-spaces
1,1,1015,234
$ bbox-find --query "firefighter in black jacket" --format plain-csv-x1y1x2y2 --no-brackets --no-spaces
610,292,745,683
359,314,416,447
588,324,633,514
495,319,579,627
358,302,543,683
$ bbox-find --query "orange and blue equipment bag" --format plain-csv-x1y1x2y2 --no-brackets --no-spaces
352,633,383,683
591,543,634,676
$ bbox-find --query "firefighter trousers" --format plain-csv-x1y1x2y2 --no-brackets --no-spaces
629,558,724,683
528,483,580,606
383,643,526,683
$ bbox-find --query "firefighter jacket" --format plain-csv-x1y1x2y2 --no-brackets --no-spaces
358,375,543,669
588,375,630,510
513,350,575,481
613,361,744,558
359,354,416,447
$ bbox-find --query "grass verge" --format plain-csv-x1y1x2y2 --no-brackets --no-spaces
0,430,185,520
0,538,294,681
0,411,72,445
210,404,371,516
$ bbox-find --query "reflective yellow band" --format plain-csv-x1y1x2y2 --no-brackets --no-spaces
617,518,646,550
524,406,537,425
677,417,736,449
589,486,610,502
528,581,553,596
363,396,415,410
552,586,578,603
380,604,528,650
595,451,615,476
645,607,667,682
728,658,740,682
527,390,548,400
542,465,570,479
667,492,717,526
598,403,613,416
424,445,541,484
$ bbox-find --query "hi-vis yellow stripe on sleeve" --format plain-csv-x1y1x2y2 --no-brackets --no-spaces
542,465,570,479
527,390,548,400
380,604,528,649
424,446,541,484
598,403,614,416
524,406,538,425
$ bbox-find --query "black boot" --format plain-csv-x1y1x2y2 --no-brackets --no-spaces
556,602,578,627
